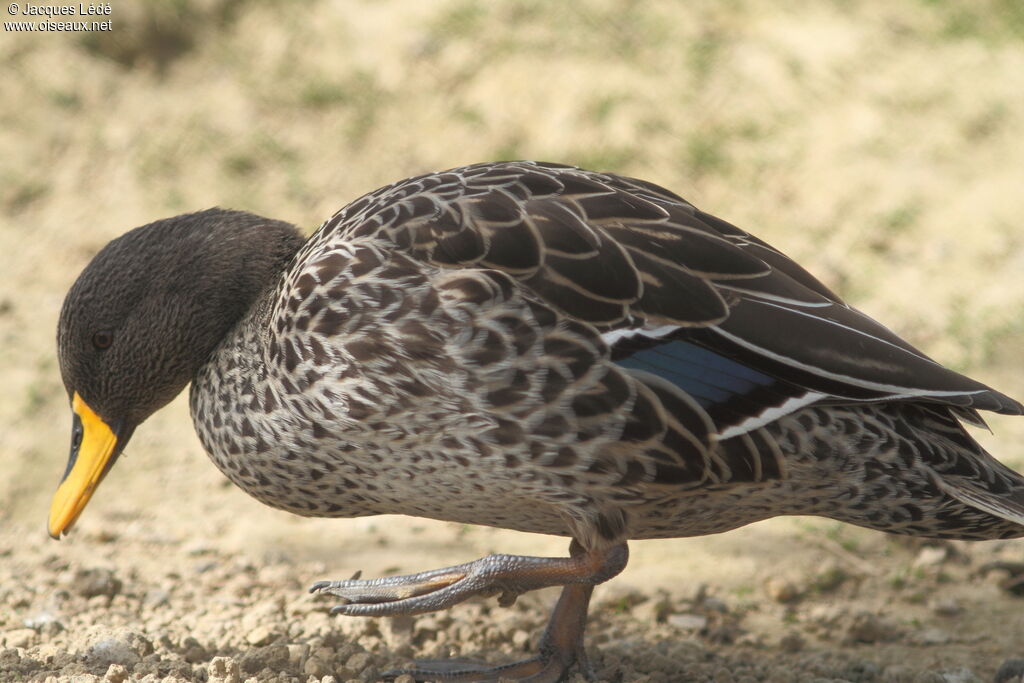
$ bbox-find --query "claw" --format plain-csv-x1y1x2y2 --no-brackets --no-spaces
497,590,519,607
309,569,363,595
306,543,628,681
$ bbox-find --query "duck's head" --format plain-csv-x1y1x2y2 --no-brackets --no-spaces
49,208,303,538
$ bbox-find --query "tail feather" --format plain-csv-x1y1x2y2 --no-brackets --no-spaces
931,473,1024,528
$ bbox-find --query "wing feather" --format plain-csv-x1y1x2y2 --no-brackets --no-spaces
313,161,1022,420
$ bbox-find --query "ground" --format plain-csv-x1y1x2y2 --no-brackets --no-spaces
2,1,1024,681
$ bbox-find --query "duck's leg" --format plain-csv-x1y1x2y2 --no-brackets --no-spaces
310,540,627,682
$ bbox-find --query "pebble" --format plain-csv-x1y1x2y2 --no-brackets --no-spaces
303,656,327,677
240,644,289,674
812,562,850,593
631,594,673,623
921,668,981,683
667,614,708,631
23,611,63,633
512,629,531,649
764,578,802,603
103,664,129,683
144,589,171,607
287,643,310,665
843,612,900,644
87,639,141,669
913,546,949,569
701,595,729,613
245,625,276,646
74,568,123,599
209,656,242,683
912,628,950,646
345,651,372,671
881,664,915,683
931,598,962,617
2,629,36,649
777,631,805,653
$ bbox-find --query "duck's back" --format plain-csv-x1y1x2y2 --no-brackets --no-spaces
191,162,1024,547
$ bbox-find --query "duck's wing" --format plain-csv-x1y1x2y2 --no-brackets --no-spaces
315,161,1022,441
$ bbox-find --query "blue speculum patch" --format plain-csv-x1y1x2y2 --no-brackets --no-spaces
615,339,776,409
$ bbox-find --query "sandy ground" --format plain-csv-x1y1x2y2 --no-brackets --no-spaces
2,1,1024,681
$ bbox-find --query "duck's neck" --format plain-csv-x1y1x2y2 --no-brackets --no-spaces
178,209,305,364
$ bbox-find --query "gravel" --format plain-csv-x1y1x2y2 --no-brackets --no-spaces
2,521,1023,683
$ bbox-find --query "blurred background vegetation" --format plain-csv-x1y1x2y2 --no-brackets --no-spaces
1,0,1022,532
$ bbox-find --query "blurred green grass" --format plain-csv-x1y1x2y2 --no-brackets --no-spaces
1,0,1022,523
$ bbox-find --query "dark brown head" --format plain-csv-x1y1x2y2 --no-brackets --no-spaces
49,208,304,537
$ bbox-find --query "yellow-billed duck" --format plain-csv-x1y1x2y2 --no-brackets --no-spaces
51,161,1024,682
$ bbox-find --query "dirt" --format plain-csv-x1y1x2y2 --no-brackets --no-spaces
3,1,1024,682
3,513,1024,682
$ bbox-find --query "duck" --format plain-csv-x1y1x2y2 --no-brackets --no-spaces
50,161,1024,682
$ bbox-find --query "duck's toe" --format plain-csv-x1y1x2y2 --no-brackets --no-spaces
309,543,628,618
383,584,597,682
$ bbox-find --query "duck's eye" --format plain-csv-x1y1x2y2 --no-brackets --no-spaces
92,330,113,350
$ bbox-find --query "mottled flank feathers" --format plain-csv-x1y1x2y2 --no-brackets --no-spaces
182,161,1024,549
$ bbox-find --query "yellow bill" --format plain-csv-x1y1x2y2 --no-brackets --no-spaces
48,392,119,538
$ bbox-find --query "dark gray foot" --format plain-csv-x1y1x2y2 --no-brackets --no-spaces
309,541,627,617
381,583,597,682
310,541,628,682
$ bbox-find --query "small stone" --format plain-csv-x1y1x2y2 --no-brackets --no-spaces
881,663,915,683
103,664,129,683
914,627,951,645
631,595,673,623
288,643,310,665
995,658,1024,683
701,596,729,613
23,611,63,632
843,612,900,644
812,562,849,593
2,628,36,649
245,625,275,646
87,639,141,669
843,660,882,680
240,644,289,674
512,629,531,649
931,598,963,617
75,568,123,599
181,636,209,663
924,667,981,683
144,589,170,608
310,645,335,663
778,631,805,653
667,614,708,631
913,546,948,569
764,578,802,603
209,656,241,683
346,651,372,671
392,676,416,683
303,656,326,677
90,530,119,544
